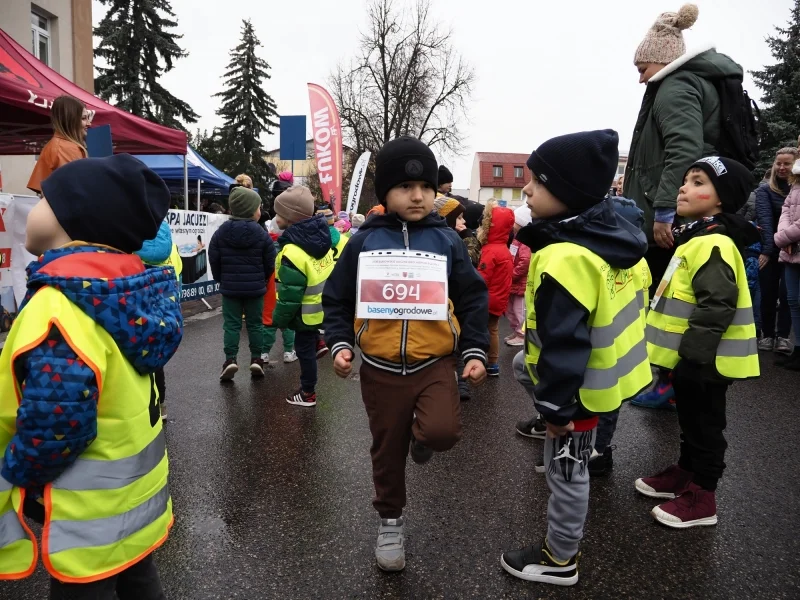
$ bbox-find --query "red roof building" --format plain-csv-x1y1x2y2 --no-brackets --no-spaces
468,152,531,207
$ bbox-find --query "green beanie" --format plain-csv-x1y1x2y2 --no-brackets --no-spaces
229,186,262,219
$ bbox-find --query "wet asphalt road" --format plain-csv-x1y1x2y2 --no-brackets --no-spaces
3,311,800,599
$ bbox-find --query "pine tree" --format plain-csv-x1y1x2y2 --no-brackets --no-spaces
214,19,279,198
94,0,199,131
751,0,800,172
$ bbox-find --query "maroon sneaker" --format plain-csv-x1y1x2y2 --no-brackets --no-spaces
651,482,718,528
316,339,330,359
635,464,693,499
249,358,266,378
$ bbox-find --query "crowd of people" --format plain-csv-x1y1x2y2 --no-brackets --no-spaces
0,2,796,598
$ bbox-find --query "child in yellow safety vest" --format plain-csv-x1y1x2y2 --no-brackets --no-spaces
0,155,182,594
635,157,760,528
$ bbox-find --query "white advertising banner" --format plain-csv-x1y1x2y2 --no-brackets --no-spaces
166,209,229,302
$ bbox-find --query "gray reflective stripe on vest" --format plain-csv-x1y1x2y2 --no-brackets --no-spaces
654,297,754,326
589,291,644,349
52,433,166,491
305,281,326,295
582,338,648,390
526,328,542,348
48,484,169,555
646,324,757,357
301,303,323,315
0,509,29,550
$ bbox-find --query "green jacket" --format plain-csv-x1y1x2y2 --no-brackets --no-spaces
623,48,743,243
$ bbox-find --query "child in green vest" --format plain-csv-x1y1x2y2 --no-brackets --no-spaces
502,130,650,586
636,157,760,528
273,186,334,407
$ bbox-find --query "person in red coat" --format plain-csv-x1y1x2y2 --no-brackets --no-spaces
478,200,515,376
506,206,533,347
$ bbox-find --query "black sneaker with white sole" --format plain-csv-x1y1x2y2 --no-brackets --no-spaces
220,359,238,381
588,446,615,477
501,538,579,586
410,435,433,464
516,415,547,439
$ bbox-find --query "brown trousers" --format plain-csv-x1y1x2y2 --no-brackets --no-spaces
360,356,462,518
488,314,500,364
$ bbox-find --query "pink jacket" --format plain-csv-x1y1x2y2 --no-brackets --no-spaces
775,184,800,264
509,239,532,296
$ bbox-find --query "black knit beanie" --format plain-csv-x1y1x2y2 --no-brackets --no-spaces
685,156,755,214
374,136,438,204
527,129,620,212
41,154,169,253
438,165,454,186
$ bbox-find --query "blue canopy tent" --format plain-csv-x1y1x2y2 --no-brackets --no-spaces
134,146,235,210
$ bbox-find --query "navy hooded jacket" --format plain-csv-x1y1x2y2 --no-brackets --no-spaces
209,219,276,297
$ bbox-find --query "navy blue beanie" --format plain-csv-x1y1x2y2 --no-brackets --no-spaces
41,154,171,253
527,129,620,211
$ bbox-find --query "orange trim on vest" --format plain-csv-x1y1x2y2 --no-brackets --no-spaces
0,488,38,580
37,252,145,280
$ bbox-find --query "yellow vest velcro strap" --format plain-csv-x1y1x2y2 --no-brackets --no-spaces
582,338,648,390
0,510,28,550
48,484,169,554
655,297,754,326
305,281,327,295
590,291,644,349
646,324,757,357
301,303,323,315
52,433,166,491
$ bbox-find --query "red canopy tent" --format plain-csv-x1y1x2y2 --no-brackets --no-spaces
0,27,186,156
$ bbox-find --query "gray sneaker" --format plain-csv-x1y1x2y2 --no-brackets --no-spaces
375,517,405,571
775,337,793,355
758,337,775,352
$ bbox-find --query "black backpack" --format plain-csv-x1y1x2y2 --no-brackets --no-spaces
714,75,761,171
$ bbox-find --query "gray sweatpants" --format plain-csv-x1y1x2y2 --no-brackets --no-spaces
513,351,596,561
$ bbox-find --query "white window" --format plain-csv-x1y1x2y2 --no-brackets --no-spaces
493,166,503,178
493,188,504,199
31,11,50,66
514,166,524,179
511,188,522,201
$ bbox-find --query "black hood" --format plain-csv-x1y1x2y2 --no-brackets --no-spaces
358,211,450,232
674,213,760,251
516,198,647,269
278,214,332,259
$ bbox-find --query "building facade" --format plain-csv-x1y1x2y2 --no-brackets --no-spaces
469,152,530,208
0,0,93,194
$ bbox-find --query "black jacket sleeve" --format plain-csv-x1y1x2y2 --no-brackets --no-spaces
755,185,775,256
532,274,592,426
322,232,364,358
680,247,738,365
209,231,221,282
449,233,490,364
262,233,277,281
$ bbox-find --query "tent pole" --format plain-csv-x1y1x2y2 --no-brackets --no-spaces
183,154,189,210
197,179,201,211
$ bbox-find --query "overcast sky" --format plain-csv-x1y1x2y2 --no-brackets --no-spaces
94,0,791,188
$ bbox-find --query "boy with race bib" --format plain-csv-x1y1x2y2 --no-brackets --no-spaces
322,136,489,572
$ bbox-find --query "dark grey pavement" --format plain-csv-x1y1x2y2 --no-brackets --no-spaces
4,312,800,599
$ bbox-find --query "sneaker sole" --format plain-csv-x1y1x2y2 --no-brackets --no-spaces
534,464,546,473
634,479,676,499
284,357,299,363
220,365,239,381
505,340,525,347
516,428,546,439
376,555,406,572
651,506,718,528
500,555,578,586
775,348,793,356
488,372,500,378
286,399,316,407
630,400,676,411
250,365,265,377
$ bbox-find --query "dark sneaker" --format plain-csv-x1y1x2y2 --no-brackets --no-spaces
316,339,330,359
757,337,775,352
375,517,405,571
588,446,614,477
410,435,433,464
220,359,238,381
250,358,266,377
635,464,693,499
631,380,675,410
651,482,717,528
487,364,500,377
516,415,547,439
286,389,317,407
501,538,579,586
775,337,793,355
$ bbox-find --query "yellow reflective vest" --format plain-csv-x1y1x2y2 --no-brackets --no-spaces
275,244,335,327
0,287,172,583
333,235,348,262
524,243,652,413
646,233,759,379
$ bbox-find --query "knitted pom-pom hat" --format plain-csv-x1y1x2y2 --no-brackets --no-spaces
634,4,699,66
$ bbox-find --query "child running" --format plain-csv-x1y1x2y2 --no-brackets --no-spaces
0,155,182,595
501,130,651,586
323,135,489,572
637,156,760,527
477,200,515,376
272,186,335,407
262,218,297,364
